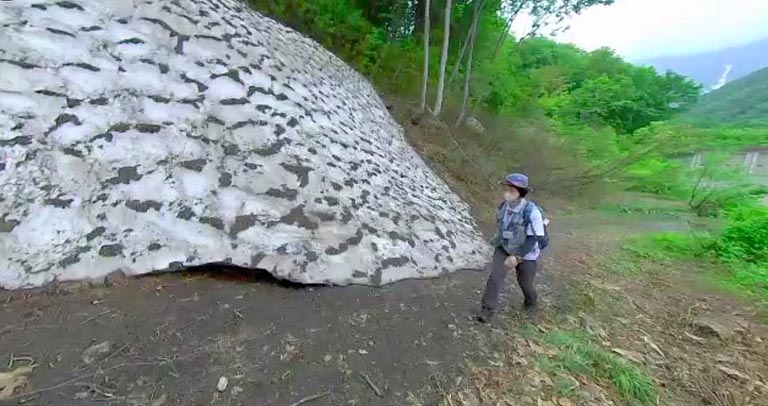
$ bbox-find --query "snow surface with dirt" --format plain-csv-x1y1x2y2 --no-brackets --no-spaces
0,0,488,289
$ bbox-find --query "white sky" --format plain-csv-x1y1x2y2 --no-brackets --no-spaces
512,0,768,60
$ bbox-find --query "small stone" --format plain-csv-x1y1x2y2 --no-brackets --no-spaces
323,354,332,363
151,394,167,406
216,376,228,392
448,324,457,331
358,349,368,355
103,269,127,286
82,341,111,364
693,316,736,340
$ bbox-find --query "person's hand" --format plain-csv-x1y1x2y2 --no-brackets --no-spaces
504,255,518,269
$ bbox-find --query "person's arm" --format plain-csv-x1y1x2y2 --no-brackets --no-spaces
517,207,545,258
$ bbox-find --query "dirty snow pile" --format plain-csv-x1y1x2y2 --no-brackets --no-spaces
0,0,489,290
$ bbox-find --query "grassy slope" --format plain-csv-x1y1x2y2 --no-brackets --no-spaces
682,66,768,126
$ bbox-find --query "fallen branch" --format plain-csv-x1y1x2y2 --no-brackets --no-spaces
684,331,706,343
7,362,157,400
7,354,35,369
642,336,665,358
359,372,383,397
80,309,113,325
287,391,330,406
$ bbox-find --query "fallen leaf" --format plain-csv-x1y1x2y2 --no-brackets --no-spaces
0,365,35,400
151,394,167,406
717,366,751,382
642,336,665,357
611,348,645,364
684,332,706,343
512,355,529,366
558,398,575,406
528,340,558,357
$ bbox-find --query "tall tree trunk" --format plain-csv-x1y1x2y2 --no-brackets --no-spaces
419,0,431,112
454,1,481,126
492,19,513,61
449,0,486,86
491,1,526,61
433,0,453,117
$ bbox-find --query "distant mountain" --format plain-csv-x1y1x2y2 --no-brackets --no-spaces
639,37,768,91
682,66,768,125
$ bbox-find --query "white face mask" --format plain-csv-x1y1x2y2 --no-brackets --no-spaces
504,191,519,202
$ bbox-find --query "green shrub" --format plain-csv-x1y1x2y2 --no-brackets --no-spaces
247,0,384,74
726,262,768,297
712,204,768,264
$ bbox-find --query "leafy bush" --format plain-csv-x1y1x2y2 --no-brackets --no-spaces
711,204,768,264
247,0,384,74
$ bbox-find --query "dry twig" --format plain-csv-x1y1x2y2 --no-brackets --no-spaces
359,372,383,397
6,362,157,400
287,391,330,406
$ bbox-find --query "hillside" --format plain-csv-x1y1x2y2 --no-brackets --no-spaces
640,37,768,90
682,66,768,125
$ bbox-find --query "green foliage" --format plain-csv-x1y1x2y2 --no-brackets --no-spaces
712,204,768,264
622,158,687,196
247,0,699,142
247,0,386,74
545,65,700,134
687,152,756,216
621,202,768,300
725,262,768,299
539,330,658,405
683,66,768,126
625,232,707,261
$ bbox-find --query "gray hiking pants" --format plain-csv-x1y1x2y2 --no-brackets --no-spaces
481,247,538,312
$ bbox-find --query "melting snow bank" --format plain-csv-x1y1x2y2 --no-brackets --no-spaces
0,0,489,290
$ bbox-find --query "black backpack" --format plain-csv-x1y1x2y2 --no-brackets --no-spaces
523,200,550,250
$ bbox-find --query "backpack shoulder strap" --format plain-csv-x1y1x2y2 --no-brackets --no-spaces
523,201,536,227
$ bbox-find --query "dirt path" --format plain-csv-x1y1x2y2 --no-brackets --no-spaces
0,244,570,406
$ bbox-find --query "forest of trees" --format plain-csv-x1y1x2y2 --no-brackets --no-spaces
249,0,700,135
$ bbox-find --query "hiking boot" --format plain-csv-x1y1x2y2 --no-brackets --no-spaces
476,308,495,324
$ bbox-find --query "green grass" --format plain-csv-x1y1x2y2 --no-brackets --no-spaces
623,232,708,261
711,262,768,305
618,228,768,303
539,330,658,405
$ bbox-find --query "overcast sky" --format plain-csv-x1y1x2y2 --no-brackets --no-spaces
512,0,768,61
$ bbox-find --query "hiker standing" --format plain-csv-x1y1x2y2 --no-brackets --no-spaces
478,173,547,323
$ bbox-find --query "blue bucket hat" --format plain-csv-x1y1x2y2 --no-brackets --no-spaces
501,173,530,190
